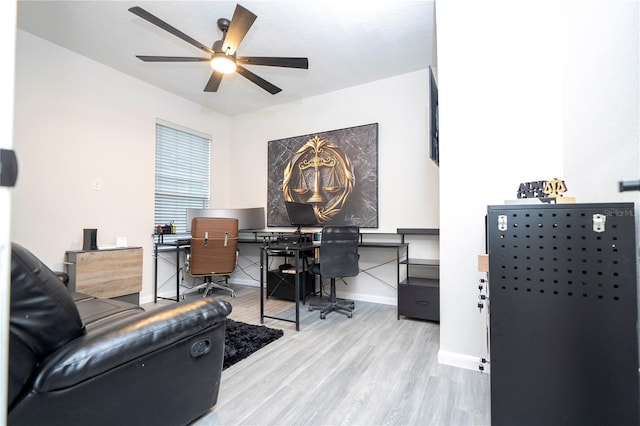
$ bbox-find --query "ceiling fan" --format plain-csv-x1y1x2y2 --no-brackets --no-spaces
129,4,309,94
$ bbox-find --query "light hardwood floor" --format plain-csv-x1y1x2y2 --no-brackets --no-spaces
148,284,491,426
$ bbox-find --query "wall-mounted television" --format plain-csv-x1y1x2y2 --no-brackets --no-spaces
429,66,439,166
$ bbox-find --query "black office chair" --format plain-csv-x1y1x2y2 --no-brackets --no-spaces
309,226,360,319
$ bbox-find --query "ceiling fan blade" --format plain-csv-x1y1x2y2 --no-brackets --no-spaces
237,57,309,69
236,65,281,95
129,6,215,56
204,71,224,92
137,56,211,62
222,4,257,54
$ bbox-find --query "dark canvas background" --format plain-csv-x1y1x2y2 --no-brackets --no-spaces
267,123,378,228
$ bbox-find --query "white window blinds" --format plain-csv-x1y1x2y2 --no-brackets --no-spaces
155,122,211,236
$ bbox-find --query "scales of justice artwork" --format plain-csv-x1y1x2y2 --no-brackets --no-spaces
267,123,379,228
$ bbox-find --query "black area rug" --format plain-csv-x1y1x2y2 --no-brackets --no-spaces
224,319,284,370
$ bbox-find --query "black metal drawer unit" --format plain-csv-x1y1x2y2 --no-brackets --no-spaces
487,203,639,425
267,269,315,301
397,228,440,321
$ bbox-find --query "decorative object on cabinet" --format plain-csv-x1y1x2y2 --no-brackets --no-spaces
515,177,575,203
397,228,439,322
267,123,378,228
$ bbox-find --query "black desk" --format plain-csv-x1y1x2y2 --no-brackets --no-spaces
153,233,291,303
155,233,409,311
154,239,191,303
358,241,408,287
260,240,319,331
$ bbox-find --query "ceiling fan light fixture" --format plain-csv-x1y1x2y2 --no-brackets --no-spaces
210,53,236,74
130,4,307,94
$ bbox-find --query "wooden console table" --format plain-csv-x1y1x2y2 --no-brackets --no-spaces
66,247,143,304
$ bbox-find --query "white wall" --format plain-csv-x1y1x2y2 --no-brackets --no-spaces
562,0,640,341
14,0,637,373
229,70,440,304
436,0,639,370
12,30,440,307
230,70,439,232
563,0,639,203
1,0,17,421
11,30,232,300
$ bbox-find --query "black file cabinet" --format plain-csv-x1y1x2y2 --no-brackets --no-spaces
487,202,639,425
397,229,440,321
398,277,439,321
267,269,315,301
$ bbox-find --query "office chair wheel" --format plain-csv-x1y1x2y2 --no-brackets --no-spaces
309,306,313,311
348,312,353,318
320,313,326,319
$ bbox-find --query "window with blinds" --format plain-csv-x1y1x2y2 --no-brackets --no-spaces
155,122,211,238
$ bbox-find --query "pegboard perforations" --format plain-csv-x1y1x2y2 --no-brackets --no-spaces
490,206,634,302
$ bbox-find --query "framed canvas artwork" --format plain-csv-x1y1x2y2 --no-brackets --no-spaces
267,123,378,228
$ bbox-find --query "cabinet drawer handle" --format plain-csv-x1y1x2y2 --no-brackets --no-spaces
416,300,430,305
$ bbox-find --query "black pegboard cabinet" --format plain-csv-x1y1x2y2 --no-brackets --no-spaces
487,203,639,426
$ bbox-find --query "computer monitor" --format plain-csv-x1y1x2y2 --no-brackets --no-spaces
285,201,318,232
185,207,265,232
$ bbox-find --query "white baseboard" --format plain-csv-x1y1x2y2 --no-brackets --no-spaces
140,278,259,305
139,294,154,305
235,277,396,306
438,350,490,373
229,278,259,287
337,291,396,306
142,279,396,306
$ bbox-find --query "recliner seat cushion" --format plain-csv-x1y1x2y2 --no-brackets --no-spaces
74,297,144,329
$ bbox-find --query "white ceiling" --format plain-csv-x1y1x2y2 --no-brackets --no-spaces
16,0,436,116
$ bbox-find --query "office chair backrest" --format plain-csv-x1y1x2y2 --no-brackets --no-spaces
190,218,239,275
320,226,360,278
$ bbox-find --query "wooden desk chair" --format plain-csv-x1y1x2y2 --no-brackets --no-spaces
309,226,360,319
188,217,238,297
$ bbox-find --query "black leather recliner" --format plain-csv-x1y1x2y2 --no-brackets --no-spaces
8,242,232,426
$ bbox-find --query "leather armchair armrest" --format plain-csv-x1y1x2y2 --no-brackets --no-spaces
33,298,231,392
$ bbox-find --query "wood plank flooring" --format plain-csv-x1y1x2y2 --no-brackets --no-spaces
147,284,490,425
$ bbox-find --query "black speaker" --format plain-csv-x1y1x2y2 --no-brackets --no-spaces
83,228,97,251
